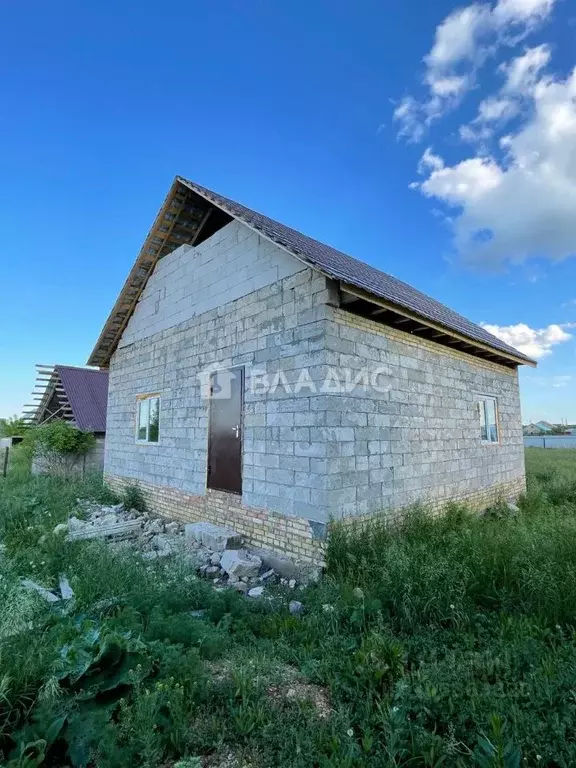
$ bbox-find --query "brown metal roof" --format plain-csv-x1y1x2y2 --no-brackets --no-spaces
24,366,108,432
55,366,108,432
88,176,536,368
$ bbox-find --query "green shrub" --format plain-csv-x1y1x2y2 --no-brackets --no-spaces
122,484,147,513
22,423,95,479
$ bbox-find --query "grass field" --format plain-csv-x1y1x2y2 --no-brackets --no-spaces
1,448,576,767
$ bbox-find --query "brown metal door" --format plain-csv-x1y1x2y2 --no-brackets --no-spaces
207,367,243,494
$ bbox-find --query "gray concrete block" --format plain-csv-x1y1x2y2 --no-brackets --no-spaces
184,522,243,552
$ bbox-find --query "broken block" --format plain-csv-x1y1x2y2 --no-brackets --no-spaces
184,522,242,552
220,549,262,580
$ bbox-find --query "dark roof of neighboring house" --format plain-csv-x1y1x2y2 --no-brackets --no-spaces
88,177,536,368
55,366,108,432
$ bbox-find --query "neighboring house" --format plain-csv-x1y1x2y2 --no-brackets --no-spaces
535,421,555,433
89,177,536,561
523,423,546,435
24,365,109,474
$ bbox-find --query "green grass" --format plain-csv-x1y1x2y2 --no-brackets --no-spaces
1,448,576,766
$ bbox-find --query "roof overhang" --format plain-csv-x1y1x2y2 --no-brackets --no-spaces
88,178,232,367
338,284,535,369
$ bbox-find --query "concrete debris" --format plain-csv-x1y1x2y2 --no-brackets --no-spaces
145,519,164,535
289,600,304,615
21,579,60,603
165,521,180,534
67,517,85,533
247,586,264,598
151,534,175,556
220,549,262,580
59,576,74,600
53,523,68,536
252,548,323,585
259,568,275,582
61,499,317,596
67,519,143,542
184,522,243,552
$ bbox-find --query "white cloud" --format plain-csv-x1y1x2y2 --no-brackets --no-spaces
417,147,445,173
551,375,572,388
459,45,550,141
500,43,551,92
425,5,491,70
414,66,576,267
414,156,502,204
428,74,470,97
394,0,557,140
493,0,555,25
393,96,426,142
481,322,573,358
477,96,518,120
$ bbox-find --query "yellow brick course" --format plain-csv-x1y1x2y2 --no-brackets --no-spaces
106,473,525,564
105,474,325,563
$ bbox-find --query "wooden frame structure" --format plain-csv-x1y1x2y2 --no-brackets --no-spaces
22,365,75,426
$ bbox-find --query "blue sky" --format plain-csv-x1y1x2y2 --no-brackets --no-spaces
1,0,575,423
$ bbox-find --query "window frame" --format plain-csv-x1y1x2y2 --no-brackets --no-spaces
477,394,500,445
135,393,161,444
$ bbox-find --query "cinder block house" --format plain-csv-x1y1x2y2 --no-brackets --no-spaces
89,177,535,561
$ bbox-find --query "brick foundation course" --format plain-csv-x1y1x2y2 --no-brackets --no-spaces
106,473,525,564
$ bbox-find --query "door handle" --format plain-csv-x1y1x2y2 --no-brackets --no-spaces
232,424,239,438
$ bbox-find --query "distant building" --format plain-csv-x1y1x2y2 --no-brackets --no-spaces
535,421,555,433
524,424,545,435
23,365,108,474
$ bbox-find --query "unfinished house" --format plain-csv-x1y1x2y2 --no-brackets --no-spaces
89,177,535,561
24,365,109,473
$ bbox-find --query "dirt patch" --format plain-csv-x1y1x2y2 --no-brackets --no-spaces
267,681,332,719
266,664,331,719
202,752,255,768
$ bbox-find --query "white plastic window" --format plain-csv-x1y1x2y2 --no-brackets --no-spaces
136,395,160,443
478,396,499,443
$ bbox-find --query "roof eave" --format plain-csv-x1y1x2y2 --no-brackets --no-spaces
339,282,537,368
88,178,218,368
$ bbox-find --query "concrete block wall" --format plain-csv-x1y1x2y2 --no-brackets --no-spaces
324,308,526,518
120,220,303,347
106,220,338,543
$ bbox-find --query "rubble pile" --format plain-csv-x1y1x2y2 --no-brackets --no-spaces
52,500,321,597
